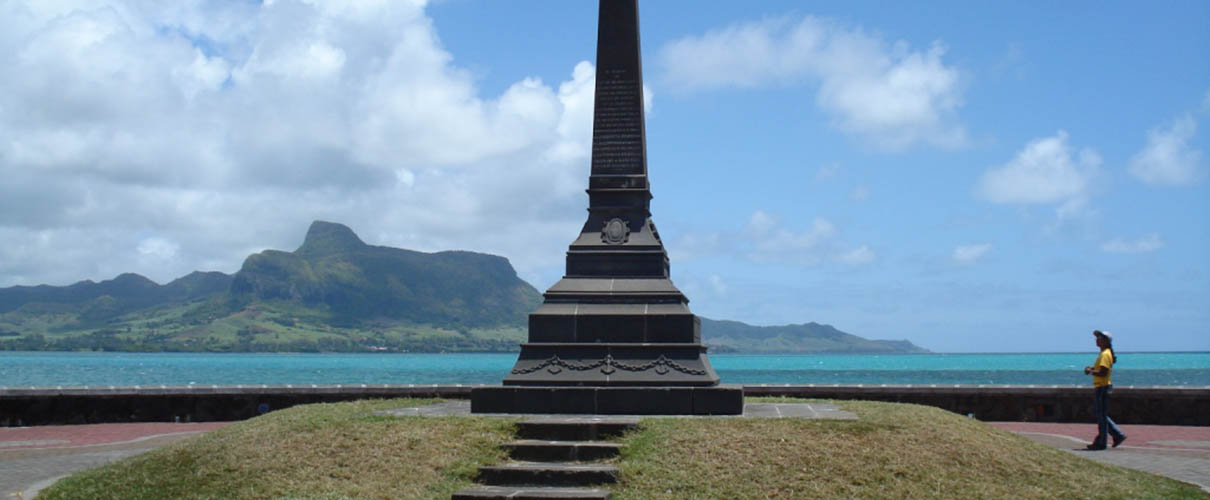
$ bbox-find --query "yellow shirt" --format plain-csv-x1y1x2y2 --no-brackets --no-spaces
1093,348,1113,387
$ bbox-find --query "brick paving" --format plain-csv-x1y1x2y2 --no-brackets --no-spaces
1,422,232,499
1,422,230,450
990,421,1210,492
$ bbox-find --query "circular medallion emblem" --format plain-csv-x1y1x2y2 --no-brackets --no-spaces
601,218,630,245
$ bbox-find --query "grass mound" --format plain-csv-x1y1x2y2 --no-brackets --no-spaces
614,399,1206,500
37,399,513,500
36,398,1207,500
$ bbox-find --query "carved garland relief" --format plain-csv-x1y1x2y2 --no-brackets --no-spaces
511,354,706,376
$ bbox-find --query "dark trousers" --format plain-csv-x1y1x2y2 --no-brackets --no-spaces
1093,385,1125,446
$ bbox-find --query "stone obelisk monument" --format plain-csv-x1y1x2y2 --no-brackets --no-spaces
471,0,742,414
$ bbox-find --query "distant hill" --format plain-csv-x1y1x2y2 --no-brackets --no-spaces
0,221,541,352
0,221,926,354
0,271,230,318
700,318,929,354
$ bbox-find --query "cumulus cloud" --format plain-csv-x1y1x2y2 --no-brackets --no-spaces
745,210,780,237
669,209,876,270
0,0,597,288
1128,115,1204,186
975,132,1100,222
659,15,967,150
746,212,835,252
1101,234,1164,254
742,211,838,264
952,243,992,266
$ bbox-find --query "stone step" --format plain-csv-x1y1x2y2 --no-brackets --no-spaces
516,418,639,441
476,462,619,487
503,440,622,462
451,486,611,500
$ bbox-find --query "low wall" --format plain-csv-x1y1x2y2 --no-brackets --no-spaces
743,384,1209,426
2,384,1206,426
0,385,475,426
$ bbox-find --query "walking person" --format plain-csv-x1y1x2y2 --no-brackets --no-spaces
1083,330,1126,450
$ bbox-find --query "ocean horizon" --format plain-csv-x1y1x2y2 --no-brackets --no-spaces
3,351,1208,388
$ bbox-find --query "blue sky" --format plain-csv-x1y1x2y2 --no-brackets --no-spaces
0,1,1206,352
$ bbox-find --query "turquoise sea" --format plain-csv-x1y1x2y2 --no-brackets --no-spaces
2,352,1208,387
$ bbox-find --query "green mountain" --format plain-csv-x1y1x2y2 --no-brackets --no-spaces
229,221,540,328
0,221,541,352
0,220,926,354
700,318,929,354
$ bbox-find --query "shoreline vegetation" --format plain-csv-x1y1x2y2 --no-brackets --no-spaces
35,397,1208,500
0,221,928,355
0,318,927,354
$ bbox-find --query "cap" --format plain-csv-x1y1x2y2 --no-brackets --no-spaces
1094,330,1113,341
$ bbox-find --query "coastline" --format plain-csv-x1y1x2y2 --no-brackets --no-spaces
2,351,1209,388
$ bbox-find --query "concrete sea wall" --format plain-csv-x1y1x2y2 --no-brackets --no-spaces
742,384,1208,426
2,384,1206,426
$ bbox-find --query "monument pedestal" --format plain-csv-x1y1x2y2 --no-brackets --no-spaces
471,385,743,415
471,0,742,415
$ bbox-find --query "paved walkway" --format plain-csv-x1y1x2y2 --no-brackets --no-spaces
990,421,1210,492
1,422,231,499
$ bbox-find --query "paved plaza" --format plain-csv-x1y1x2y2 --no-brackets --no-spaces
2,422,231,499
990,421,1210,493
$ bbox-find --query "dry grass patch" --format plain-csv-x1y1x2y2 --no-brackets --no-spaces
612,399,1207,500
37,399,514,500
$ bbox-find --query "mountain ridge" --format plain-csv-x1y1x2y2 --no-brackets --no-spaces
700,318,928,354
0,221,928,354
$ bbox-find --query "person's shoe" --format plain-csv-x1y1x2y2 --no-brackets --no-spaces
1085,443,1106,450
1112,435,1127,448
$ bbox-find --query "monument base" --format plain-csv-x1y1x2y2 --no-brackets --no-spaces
470,385,743,415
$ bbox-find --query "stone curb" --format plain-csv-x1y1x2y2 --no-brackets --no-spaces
3,384,1208,425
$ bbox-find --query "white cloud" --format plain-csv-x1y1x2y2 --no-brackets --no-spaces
975,131,1100,204
0,0,597,288
952,243,992,266
1101,234,1164,254
677,211,862,268
745,210,779,236
748,214,835,252
1050,196,1093,229
659,15,966,150
838,245,875,265
1128,115,1204,186
742,211,837,265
